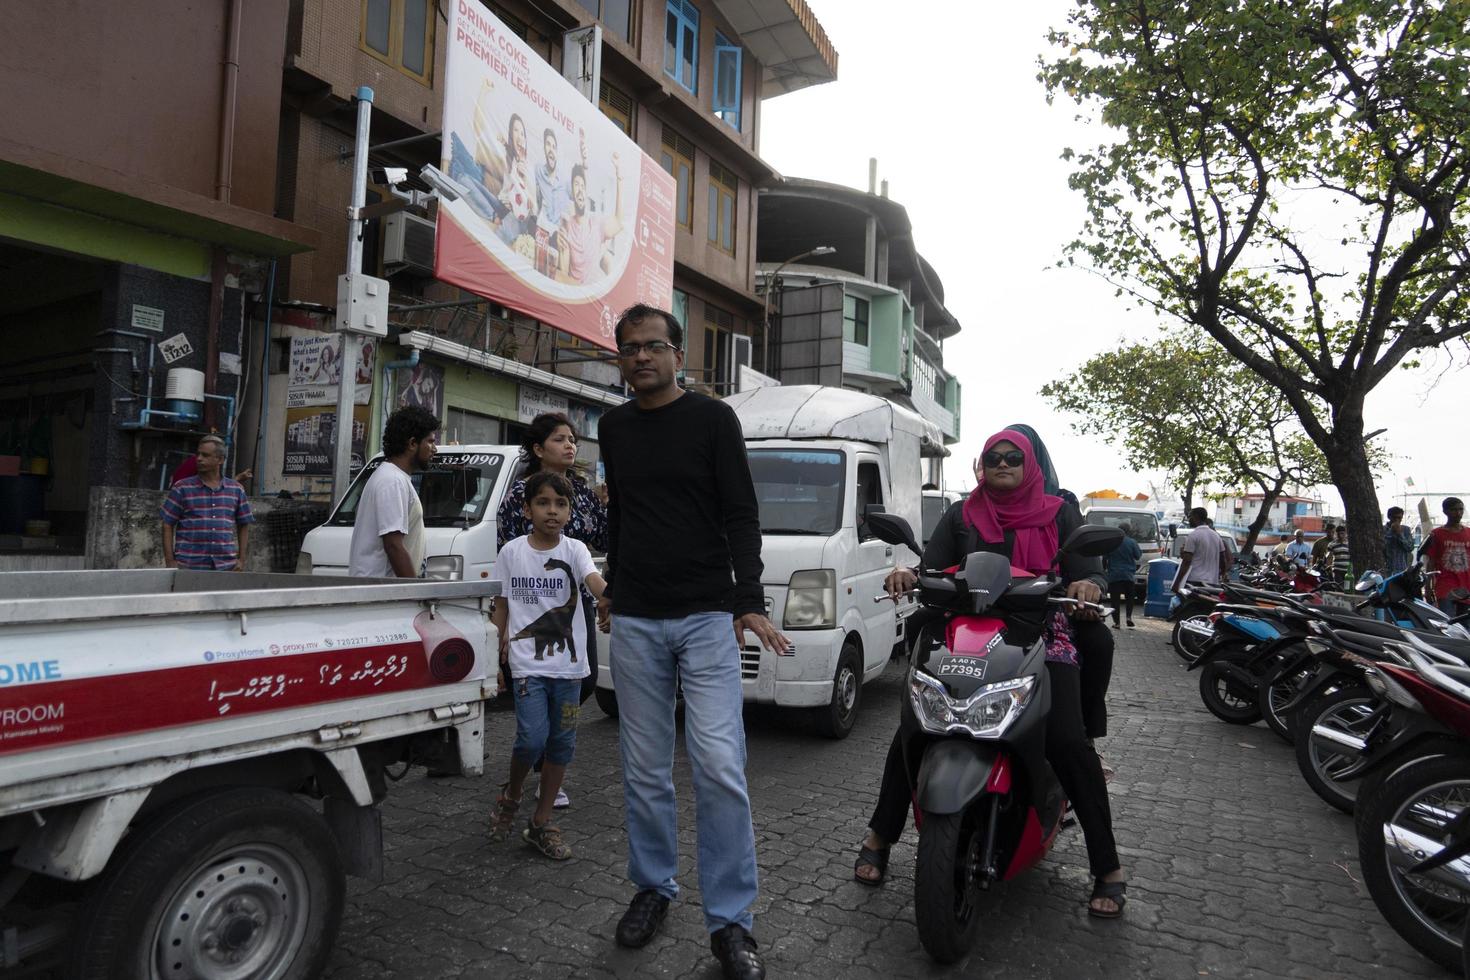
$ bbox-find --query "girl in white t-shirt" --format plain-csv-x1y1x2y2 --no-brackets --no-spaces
487,472,607,860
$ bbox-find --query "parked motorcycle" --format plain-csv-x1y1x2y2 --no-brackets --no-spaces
1351,631,1470,971
866,512,1122,963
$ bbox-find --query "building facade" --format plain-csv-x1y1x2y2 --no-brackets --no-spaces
260,0,836,493
0,0,836,562
755,176,963,483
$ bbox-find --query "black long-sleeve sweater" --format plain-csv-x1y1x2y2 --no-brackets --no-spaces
599,390,765,619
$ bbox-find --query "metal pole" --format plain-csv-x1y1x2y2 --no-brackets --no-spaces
333,86,374,504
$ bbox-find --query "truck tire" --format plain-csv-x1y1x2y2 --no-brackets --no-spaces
595,687,620,719
812,641,862,739
68,786,345,980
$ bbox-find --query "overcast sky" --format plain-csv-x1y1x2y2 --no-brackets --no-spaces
758,0,1464,517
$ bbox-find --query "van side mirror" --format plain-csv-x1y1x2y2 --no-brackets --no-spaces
867,513,921,557
1058,524,1124,559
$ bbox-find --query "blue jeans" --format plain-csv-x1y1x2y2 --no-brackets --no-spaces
610,612,758,933
512,676,581,766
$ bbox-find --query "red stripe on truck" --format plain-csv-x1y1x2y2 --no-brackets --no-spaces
0,640,455,756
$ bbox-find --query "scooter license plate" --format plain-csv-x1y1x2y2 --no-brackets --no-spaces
936,656,988,681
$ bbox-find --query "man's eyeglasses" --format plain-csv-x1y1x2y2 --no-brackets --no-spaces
981,450,1025,469
617,341,680,358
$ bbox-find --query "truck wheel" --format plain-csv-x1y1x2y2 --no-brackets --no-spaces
595,687,620,719
813,642,862,739
68,787,344,980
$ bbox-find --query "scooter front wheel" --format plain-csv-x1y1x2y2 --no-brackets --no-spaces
914,808,986,963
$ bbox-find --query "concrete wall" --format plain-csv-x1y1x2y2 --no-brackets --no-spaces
87,486,328,573
1,0,288,216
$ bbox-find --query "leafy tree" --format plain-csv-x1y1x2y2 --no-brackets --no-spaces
1040,341,1229,512
1044,335,1338,553
1041,0,1470,574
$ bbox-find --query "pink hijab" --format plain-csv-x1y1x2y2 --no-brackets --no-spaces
962,429,1064,575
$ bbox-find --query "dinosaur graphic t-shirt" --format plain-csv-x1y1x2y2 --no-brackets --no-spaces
492,535,597,680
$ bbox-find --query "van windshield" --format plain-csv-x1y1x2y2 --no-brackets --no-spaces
748,449,844,535
328,452,507,529
1088,511,1160,544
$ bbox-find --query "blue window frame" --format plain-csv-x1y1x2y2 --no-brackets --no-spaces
713,32,742,129
664,0,699,94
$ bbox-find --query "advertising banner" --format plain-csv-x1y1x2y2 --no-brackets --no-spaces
283,405,369,476
287,334,376,408
393,361,446,420
438,1,676,351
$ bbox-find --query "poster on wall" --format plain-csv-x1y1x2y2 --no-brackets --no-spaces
286,334,376,408
394,361,446,421
283,406,370,475
436,0,676,351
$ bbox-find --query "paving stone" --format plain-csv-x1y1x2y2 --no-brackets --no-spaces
327,619,1443,978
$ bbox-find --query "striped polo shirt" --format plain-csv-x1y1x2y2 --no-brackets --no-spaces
160,476,254,569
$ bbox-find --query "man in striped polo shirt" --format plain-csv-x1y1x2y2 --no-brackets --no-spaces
160,434,254,570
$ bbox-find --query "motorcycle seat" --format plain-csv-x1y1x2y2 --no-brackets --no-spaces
1332,628,1470,666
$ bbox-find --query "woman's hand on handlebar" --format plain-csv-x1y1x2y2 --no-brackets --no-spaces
885,566,918,600
1066,580,1103,620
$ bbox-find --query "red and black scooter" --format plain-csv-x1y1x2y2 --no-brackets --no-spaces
867,513,1122,963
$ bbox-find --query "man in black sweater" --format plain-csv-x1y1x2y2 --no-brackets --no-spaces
596,304,786,980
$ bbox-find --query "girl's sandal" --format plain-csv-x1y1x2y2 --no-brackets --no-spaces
523,819,573,860
854,842,890,886
1088,878,1127,919
488,791,520,842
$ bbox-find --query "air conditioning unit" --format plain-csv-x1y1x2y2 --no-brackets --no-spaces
383,212,436,275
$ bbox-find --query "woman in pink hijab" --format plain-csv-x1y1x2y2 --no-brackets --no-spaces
853,429,1127,917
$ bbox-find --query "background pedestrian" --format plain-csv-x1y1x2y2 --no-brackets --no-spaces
159,435,253,571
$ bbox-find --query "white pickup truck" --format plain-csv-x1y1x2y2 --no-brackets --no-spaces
0,569,494,977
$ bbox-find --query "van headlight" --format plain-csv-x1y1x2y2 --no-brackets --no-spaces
423,555,464,581
909,669,1037,738
295,550,313,574
784,569,836,629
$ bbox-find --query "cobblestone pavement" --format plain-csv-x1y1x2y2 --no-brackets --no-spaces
327,619,1446,978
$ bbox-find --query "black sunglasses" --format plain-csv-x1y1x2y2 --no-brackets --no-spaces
982,450,1025,468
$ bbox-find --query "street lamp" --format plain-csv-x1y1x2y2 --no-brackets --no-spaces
762,245,835,376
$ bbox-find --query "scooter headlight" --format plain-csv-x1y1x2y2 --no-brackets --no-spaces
908,669,1038,738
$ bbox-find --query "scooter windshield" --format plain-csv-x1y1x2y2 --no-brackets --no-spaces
957,552,1016,614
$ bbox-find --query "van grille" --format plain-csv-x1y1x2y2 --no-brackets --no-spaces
740,648,761,680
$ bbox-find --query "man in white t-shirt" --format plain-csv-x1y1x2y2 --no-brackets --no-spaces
1173,507,1229,592
348,406,439,578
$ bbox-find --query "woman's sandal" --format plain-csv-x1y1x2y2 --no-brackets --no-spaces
523,819,573,860
1088,878,1127,919
488,791,520,843
854,842,890,886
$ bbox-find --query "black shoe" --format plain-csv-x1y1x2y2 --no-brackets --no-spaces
616,889,670,948
710,924,765,980
1111,621,1120,629
1126,619,1136,628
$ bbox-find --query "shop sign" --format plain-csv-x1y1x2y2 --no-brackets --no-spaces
130,304,165,333
517,385,569,423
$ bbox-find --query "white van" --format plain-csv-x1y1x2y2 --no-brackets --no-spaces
297,445,522,582
595,386,944,738
1080,505,1163,597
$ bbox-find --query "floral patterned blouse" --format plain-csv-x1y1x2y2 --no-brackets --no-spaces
495,472,608,555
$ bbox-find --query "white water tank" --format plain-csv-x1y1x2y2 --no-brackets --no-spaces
165,368,206,402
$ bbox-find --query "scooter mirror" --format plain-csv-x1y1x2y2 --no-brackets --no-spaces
866,512,921,556
1058,523,1125,558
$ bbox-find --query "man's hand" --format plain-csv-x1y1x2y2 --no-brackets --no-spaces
884,566,918,600
735,613,789,655
596,595,612,633
1066,580,1103,620
164,558,178,569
